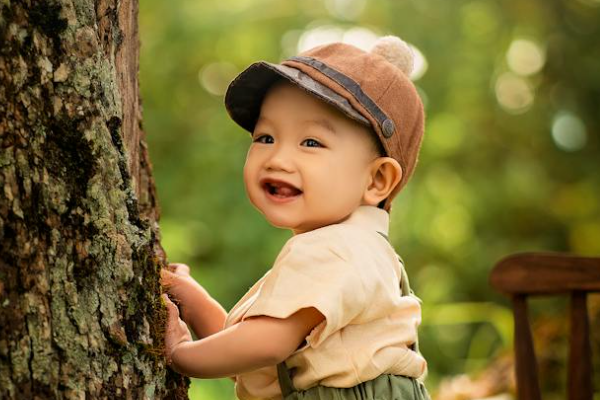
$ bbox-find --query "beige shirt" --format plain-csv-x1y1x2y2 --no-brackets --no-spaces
224,205,428,400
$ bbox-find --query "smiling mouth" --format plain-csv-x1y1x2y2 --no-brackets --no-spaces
261,179,303,199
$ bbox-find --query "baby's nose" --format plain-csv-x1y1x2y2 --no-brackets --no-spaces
265,147,295,172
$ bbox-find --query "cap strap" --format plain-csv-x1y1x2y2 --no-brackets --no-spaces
288,56,396,138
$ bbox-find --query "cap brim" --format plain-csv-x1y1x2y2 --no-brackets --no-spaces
224,61,370,134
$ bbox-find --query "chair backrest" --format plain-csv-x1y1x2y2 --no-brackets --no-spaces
489,252,600,400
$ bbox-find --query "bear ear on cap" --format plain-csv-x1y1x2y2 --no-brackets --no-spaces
370,35,415,77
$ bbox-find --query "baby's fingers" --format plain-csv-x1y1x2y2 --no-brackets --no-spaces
160,268,177,288
162,294,191,365
170,263,191,277
162,293,180,318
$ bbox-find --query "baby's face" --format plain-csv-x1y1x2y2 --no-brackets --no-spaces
243,81,379,235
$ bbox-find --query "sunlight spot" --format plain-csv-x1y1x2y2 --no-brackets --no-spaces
281,29,303,58
551,111,587,151
506,38,546,76
199,62,238,96
494,72,534,114
430,205,473,249
460,1,500,42
296,25,427,82
408,45,428,81
297,25,345,52
342,27,379,51
324,0,366,20
425,113,466,156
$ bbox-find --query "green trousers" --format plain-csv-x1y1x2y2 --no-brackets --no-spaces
275,231,431,400
277,363,431,400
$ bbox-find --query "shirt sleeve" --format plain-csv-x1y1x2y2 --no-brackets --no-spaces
242,229,366,348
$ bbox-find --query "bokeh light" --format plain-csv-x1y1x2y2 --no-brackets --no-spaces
551,111,587,151
423,113,466,156
410,45,428,81
460,0,501,43
297,24,345,52
297,24,427,80
494,72,534,114
324,0,366,20
506,38,546,76
297,24,382,52
198,62,239,96
430,205,474,250
341,26,379,51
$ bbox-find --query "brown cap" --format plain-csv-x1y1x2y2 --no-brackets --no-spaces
224,36,425,212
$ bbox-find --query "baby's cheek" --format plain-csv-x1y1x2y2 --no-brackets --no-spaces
242,167,260,207
242,159,256,188
324,172,357,199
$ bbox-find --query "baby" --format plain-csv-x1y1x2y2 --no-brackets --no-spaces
162,35,431,400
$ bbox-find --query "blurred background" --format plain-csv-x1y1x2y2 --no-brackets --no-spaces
139,0,600,398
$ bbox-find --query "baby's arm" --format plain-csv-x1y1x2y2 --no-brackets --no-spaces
163,294,324,378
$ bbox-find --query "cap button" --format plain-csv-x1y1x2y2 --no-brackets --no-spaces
382,119,395,138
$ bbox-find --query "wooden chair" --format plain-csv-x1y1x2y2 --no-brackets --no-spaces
489,252,600,400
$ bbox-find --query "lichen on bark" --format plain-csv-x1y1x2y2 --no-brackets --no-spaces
0,0,187,398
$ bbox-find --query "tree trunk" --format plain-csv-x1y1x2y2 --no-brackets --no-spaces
0,0,188,398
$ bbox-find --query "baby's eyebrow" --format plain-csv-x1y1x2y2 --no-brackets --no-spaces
305,118,337,135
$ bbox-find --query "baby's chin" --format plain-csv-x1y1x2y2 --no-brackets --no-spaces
266,217,311,234
263,213,333,235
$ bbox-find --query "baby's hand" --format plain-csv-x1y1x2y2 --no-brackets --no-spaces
161,263,228,339
162,293,192,368
160,263,209,322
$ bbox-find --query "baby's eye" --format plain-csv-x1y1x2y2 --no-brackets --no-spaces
253,134,274,144
301,138,323,148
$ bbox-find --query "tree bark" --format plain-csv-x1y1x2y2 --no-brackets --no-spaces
0,0,188,398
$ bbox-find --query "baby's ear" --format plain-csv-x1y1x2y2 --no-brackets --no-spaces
363,157,402,206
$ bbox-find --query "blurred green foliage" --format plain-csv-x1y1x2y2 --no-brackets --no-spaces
139,0,600,398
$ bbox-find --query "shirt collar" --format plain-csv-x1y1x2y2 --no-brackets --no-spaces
339,205,389,236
